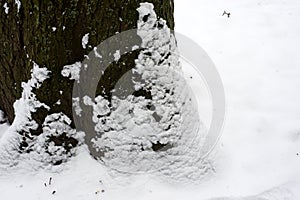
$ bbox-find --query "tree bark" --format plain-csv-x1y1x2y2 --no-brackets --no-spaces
0,0,174,132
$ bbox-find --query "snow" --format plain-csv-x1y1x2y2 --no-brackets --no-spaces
0,110,6,122
175,0,300,198
61,62,82,82
0,110,8,139
0,62,85,170
132,45,140,51
77,3,210,180
93,47,102,58
72,97,82,117
82,33,90,49
3,2,9,14
32,113,85,165
1,0,300,199
113,50,121,61
0,62,50,170
0,123,8,139
54,99,61,105
15,0,21,13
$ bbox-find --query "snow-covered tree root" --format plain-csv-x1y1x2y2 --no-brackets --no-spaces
0,63,84,173
82,3,216,183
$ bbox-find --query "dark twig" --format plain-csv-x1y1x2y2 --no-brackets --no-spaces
222,10,231,18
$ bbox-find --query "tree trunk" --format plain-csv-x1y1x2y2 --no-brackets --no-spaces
0,0,174,153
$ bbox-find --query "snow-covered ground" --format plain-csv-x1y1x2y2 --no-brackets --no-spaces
1,0,300,199
176,0,300,198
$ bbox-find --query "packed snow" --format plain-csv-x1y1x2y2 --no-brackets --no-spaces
3,2,9,14
72,3,212,180
0,62,51,170
72,97,82,117
93,47,102,58
113,50,121,61
15,0,21,13
82,33,90,49
0,0,300,199
61,62,82,82
176,0,300,198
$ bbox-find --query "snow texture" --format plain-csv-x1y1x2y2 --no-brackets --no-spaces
32,113,85,165
207,187,294,200
0,62,50,170
81,2,210,181
0,110,6,122
94,47,102,58
61,62,82,82
72,97,82,117
54,99,61,105
15,0,21,13
132,45,140,51
3,2,9,14
113,50,121,61
0,0,299,199
0,63,84,171
82,33,89,49
0,110,8,139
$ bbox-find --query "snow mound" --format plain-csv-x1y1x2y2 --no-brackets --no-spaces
0,63,84,173
82,2,213,182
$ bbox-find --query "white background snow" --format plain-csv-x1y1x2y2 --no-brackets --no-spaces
0,0,300,199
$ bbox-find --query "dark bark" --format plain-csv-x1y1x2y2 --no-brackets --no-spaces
0,1,174,151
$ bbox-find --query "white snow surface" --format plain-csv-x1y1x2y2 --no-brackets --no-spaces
0,0,300,199
175,0,300,199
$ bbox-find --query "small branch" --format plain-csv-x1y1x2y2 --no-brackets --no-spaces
222,10,231,18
